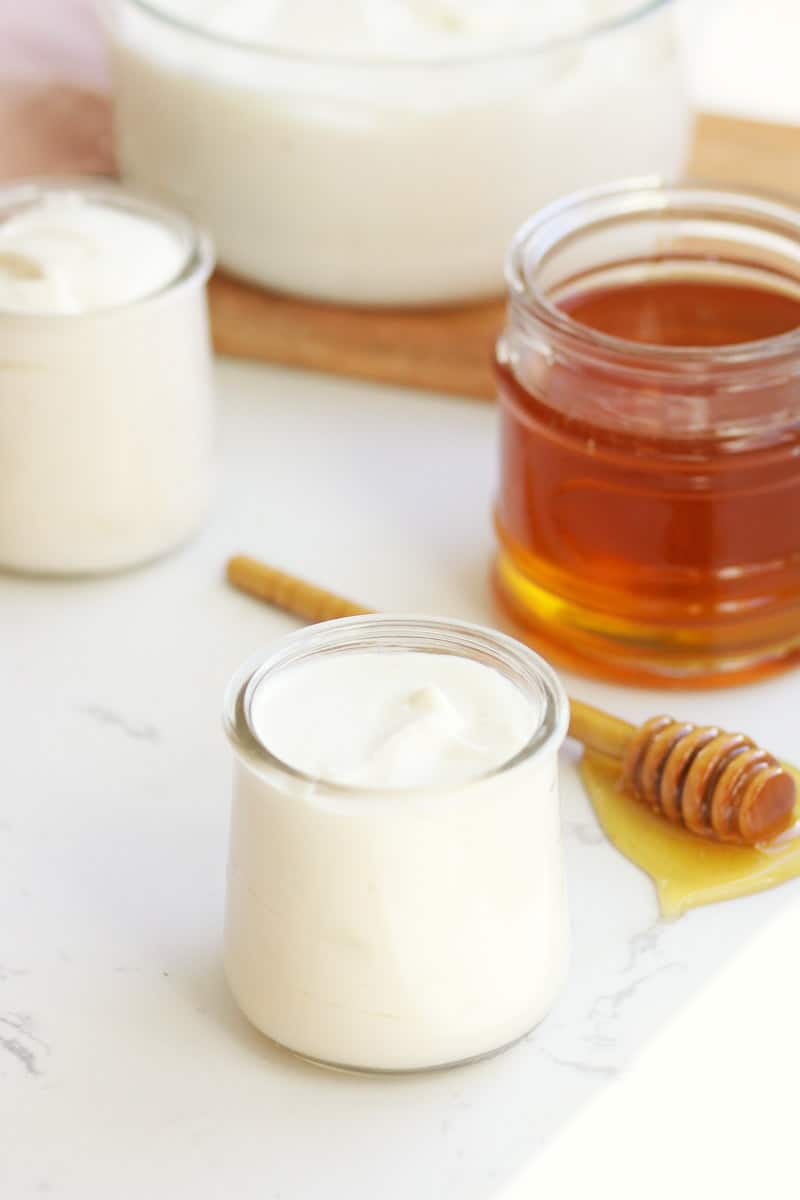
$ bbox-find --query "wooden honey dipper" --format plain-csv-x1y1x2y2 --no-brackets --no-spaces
227,555,797,847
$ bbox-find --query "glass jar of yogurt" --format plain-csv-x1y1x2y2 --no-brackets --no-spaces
223,616,570,1073
107,0,690,306
0,179,215,576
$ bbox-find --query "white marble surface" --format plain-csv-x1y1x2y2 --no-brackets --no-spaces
1,361,799,1199
4,5,800,1192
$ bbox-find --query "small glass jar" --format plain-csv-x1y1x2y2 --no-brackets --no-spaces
0,179,215,576
494,180,800,688
223,616,570,1074
108,0,689,306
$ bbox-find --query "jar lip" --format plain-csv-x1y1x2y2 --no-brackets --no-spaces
506,177,800,367
0,177,214,320
223,615,570,798
121,0,673,69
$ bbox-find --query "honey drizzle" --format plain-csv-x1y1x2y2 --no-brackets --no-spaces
579,754,800,918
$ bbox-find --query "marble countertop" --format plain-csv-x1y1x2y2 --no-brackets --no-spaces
2,2,800,1195
2,360,799,1199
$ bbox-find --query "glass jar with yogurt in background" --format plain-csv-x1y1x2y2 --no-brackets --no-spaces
224,616,570,1074
0,179,215,576
107,0,690,307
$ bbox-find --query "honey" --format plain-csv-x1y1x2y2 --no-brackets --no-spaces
494,182,800,687
579,753,800,919
557,279,800,348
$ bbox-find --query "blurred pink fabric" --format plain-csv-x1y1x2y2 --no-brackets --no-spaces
0,0,113,179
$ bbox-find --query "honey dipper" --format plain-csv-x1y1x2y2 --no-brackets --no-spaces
226,555,797,847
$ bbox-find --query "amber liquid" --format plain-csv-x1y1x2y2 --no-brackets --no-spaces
579,753,800,919
495,280,800,687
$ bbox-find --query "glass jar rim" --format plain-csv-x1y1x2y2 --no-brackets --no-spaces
506,177,800,369
223,615,569,798
120,0,673,69
0,177,214,320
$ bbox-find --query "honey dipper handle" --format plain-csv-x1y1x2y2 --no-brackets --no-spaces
227,556,372,623
567,700,635,762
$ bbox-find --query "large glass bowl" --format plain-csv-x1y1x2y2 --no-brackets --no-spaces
107,0,691,307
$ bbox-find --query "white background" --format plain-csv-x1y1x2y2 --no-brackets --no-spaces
684,0,800,122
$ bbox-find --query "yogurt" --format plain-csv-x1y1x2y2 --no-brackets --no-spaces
0,191,188,314
0,181,215,576
223,617,570,1073
109,0,690,305
144,0,597,58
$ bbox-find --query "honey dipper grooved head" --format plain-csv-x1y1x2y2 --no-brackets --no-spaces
621,717,795,847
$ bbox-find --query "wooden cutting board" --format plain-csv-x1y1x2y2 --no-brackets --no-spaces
208,113,800,401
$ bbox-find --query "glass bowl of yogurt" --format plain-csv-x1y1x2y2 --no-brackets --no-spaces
107,0,690,306
223,615,570,1073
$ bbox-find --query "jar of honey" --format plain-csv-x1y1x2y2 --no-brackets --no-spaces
494,182,800,688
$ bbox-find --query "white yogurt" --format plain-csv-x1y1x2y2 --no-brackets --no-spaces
224,617,570,1073
250,651,539,787
145,0,596,58
0,192,187,315
0,181,215,576
109,0,690,305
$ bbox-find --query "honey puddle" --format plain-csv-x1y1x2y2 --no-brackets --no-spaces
579,753,800,919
